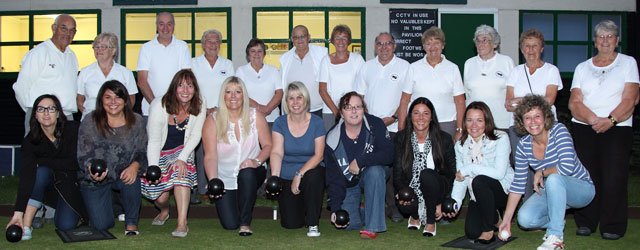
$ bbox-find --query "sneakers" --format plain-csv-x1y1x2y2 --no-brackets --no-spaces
118,214,126,222
21,226,33,241
307,225,321,237
537,235,565,250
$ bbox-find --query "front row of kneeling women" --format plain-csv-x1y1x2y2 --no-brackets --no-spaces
8,74,594,248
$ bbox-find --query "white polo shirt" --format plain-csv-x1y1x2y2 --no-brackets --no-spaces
464,53,515,129
402,55,465,122
571,53,639,126
77,61,138,120
236,63,282,122
356,55,410,133
13,39,78,115
280,45,327,113
191,55,235,109
506,62,563,126
136,35,191,115
318,52,365,114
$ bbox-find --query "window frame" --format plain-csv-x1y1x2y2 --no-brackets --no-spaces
519,10,628,77
120,7,232,70
252,7,366,59
0,9,101,76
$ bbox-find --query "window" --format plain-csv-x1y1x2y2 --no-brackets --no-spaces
0,11,100,73
121,8,231,71
520,11,626,76
253,7,365,68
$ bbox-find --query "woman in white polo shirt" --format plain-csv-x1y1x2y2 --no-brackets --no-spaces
318,24,365,130
236,38,283,125
463,25,514,131
399,26,465,140
76,33,137,120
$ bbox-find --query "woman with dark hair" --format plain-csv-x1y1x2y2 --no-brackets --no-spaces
319,24,365,130
444,101,513,243
498,95,594,250
269,81,326,237
393,97,455,237
202,76,271,236
324,91,394,239
6,95,86,241
235,38,283,125
77,80,147,235
142,69,206,237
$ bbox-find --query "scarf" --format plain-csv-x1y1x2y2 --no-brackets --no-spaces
410,131,431,225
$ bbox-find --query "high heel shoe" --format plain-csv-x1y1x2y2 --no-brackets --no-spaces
407,217,421,230
423,223,436,237
475,235,496,244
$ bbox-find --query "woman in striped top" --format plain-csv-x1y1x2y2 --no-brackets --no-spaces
498,95,594,250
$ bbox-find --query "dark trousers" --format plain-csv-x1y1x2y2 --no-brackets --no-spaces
215,167,266,229
572,123,631,236
385,132,401,218
397,168,449,224
464,175,507,239
29,166,80,230
80,177,141,230
278,167,325,229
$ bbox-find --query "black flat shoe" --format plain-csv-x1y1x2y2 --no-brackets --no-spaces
474,235,496,244
576,227,592,236
602,233,622,240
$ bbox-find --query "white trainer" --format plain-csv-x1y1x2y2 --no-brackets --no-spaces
537,234,565,250
22,226,33,241
307,225,321,237
118,214,126,222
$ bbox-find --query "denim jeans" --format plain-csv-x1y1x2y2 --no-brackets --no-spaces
27,166,79,230
80,177,141,230
342,165,389,232
517,174,595,238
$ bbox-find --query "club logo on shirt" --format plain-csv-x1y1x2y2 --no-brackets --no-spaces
49,64,56,69
220,70,227,76
390,73,399,82
496,71,505,78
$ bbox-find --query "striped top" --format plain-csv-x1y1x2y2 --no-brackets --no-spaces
509,123,592,194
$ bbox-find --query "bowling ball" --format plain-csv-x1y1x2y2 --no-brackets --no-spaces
146,165,162,182
208,178,225,198
398,187,415,203
442,198,459,214
334,209,350,227
90,159,107,175
265,176,282,199
5,225,22,243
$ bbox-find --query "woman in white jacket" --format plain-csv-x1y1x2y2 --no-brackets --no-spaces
444,101,513,244
142,69,207,237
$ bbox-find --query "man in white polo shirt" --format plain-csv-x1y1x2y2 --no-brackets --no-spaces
136,12,191,116
355,32,409,223
279,25,327,117
191,29,234,204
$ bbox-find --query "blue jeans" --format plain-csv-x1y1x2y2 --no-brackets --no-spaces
28,166,79,230
517,174,595,238
80,178,141,230
342,165,389,232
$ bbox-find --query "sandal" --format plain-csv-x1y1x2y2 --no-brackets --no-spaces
152,213,169,226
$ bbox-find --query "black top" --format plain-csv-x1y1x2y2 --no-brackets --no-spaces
162,120,187,150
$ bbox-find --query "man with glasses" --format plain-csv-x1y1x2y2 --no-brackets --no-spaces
136,11,191,117
355,32,409,223
12,13,79,230
279,25,327,117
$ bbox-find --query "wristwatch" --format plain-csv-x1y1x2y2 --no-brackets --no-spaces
607,115,618,126
252,158,263,166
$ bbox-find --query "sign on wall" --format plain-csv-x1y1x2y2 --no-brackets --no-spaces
113,0,197,5
389,9,438,63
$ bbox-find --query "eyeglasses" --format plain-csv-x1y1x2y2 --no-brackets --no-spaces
375,41,394,47
474,38,492,45
343,105,363,111
291,35,308,41
596,34,617,40
36,106,58,113
58,25,77,34
92,45,113,50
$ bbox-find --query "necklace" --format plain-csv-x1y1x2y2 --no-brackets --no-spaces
173,114,189,131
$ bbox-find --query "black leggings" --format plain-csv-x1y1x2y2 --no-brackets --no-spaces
464,175,507,239
278,167,325,229
215,167,266,229
397,168,449,224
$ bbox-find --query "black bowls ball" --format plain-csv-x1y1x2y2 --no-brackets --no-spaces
146,165,162,182
398,187,415,203
90,158,107,175
265,176,282,199
208,178,225,198
442,197,459,214
5,225,22,243
334,209,350,227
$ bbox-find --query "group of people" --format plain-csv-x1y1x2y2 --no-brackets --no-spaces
6,11,638,250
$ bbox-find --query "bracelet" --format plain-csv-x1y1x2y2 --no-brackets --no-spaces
252,158,263,166
391,115,398,121
294,170,304,178
455,127,463,133
607,115,618,126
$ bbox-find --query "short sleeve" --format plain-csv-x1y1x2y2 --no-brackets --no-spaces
571,63,585,90
179,44,192,69
318,56,330,83
124,68,138,94
76,69,87,95
272,116,286,135
547,65,563,91
354,64,367,95
311,116,326,138
452,65,465,96
273,68,283,90
136,44,150,71
506,65,519,87
401,65,415,94
625,57,640,84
